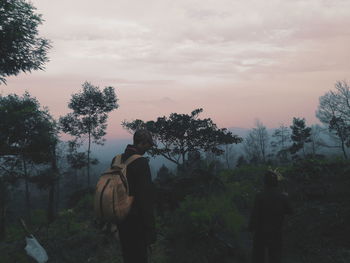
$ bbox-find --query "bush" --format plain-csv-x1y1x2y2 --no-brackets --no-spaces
162,193,245,263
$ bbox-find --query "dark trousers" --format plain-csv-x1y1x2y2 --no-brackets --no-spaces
252,233,282,263
117,216,148,263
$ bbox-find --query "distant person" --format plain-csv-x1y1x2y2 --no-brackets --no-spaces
112,129,156,263
248,170,293,263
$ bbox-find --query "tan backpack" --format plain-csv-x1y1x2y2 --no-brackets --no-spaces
94,154,142,223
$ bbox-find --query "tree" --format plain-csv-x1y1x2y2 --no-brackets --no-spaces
308,124,326,157
236,155,247,167
122,108,242,166
59,82,118,187
223,144,235,169
271,124,291,162
316,81,350,159
243,132,260,164
29,136,61,224
289,117,312,157
156,165,173,184
244,120,269,163
0,0,51,84
66,141,98,189
0,92,57,223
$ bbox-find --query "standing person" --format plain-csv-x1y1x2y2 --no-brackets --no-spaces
248,170,293,263
113,129,156,263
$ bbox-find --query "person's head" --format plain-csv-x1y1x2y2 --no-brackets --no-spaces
133,129,154,154
264,170,278,188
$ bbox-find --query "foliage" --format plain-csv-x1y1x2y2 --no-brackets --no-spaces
60,82,118,187
0,0,51,84
0,92,57,162
0,92,59,225
316,81,350,158
236,155,248,167
244,120,269,164
289,117,312,157
271,124,291,162
162,193,245,263
123,108,242,165
60,82,118,143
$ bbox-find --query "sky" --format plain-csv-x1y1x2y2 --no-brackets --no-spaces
2,0,350,140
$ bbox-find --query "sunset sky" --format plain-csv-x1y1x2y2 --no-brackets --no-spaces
2,0,350,140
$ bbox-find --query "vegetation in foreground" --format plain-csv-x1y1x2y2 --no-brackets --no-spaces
1,157,350,263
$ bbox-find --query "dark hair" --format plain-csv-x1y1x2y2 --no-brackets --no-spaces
133,129,154,145
264,170,278,187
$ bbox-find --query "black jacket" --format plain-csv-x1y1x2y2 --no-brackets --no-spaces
111,145,156,245
248,188,293,237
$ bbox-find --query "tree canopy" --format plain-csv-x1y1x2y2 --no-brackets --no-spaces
289,117,311,156
0,92,58,221
0,0,51,84
316,81,350,158
0,92,56,162
122,108,242,165
59,81,118,187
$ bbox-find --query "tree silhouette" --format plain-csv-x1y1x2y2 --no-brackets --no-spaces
0,92,57,223
271,124,291,162
59,82,118,187
316,81,350,158
66,141,98,189
244,120,269,164
122,108,242,165
290,117,312,157
0,0,51,84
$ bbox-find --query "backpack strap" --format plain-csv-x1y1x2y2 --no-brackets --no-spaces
111,155,122,169
111,154,143,168
124,154,142,166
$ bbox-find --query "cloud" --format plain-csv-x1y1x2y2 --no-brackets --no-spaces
30,0,350,84
132,97,177,107
5,0,350,135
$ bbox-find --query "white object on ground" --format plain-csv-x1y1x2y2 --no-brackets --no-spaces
24,235,49,263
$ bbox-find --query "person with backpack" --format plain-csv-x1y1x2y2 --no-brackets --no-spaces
248,170,293,263
94,129,156,263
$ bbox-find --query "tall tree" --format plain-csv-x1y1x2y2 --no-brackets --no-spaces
66,141,98,189
59,82,118,187
243,132,260,164
308,124,326,157
244,120,269,163
316,81,350,158
328,117,350,159
122,108,242,165
0,0,51,84
30,136,61,224
223,144,235,169
271,124,291,162
289,117,312,157
0,92,57,222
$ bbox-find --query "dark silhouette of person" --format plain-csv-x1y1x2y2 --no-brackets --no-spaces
248,171,293,263
111,129,156,263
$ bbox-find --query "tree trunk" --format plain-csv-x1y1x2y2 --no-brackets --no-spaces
87,132,91,188
23,159,31,222
48,180,55,224
0,205,5,240
225,145,230,169
341,141,348,159
56,175,60,213
48,145,59,224
75,169,78,189
0,182,6,240
182,152,186,165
